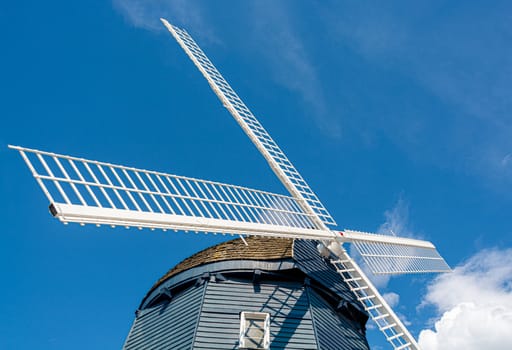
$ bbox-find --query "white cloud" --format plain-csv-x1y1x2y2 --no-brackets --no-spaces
383,291,411,327
383,292,400,308
353,197,413,288
377,195,413,238
418,248,512,350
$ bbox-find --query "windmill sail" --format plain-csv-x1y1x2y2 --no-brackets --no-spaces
344,230,451,275
9,145,334,240
161,19,335,229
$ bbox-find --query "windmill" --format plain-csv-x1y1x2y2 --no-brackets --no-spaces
9,18,450,349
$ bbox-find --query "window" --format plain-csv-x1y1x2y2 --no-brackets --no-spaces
239,311,270,349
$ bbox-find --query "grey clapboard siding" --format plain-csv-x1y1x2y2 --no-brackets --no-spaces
308,287,370,350
124,237,370,349
123,284,205,350
194,280,318,350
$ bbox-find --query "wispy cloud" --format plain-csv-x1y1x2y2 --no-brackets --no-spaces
353,196,413,288
112,0,217,42
418,248,512,349
377,195,414,238
113,1,341,138
383,291,400,308
112,0,164,31
247,2,341,138
319,2,512,186
113,1,512,184
382,292,412,327
502,154,512,167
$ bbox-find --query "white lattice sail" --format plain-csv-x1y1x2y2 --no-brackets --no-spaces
345,230,451,274
161,19,336,228
9,145,335,239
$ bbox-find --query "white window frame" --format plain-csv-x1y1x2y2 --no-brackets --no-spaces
239,311,270,349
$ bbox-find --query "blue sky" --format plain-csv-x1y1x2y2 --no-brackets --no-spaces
1,1,511,349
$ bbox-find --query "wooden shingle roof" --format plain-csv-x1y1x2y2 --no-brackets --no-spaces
152,236,294,290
